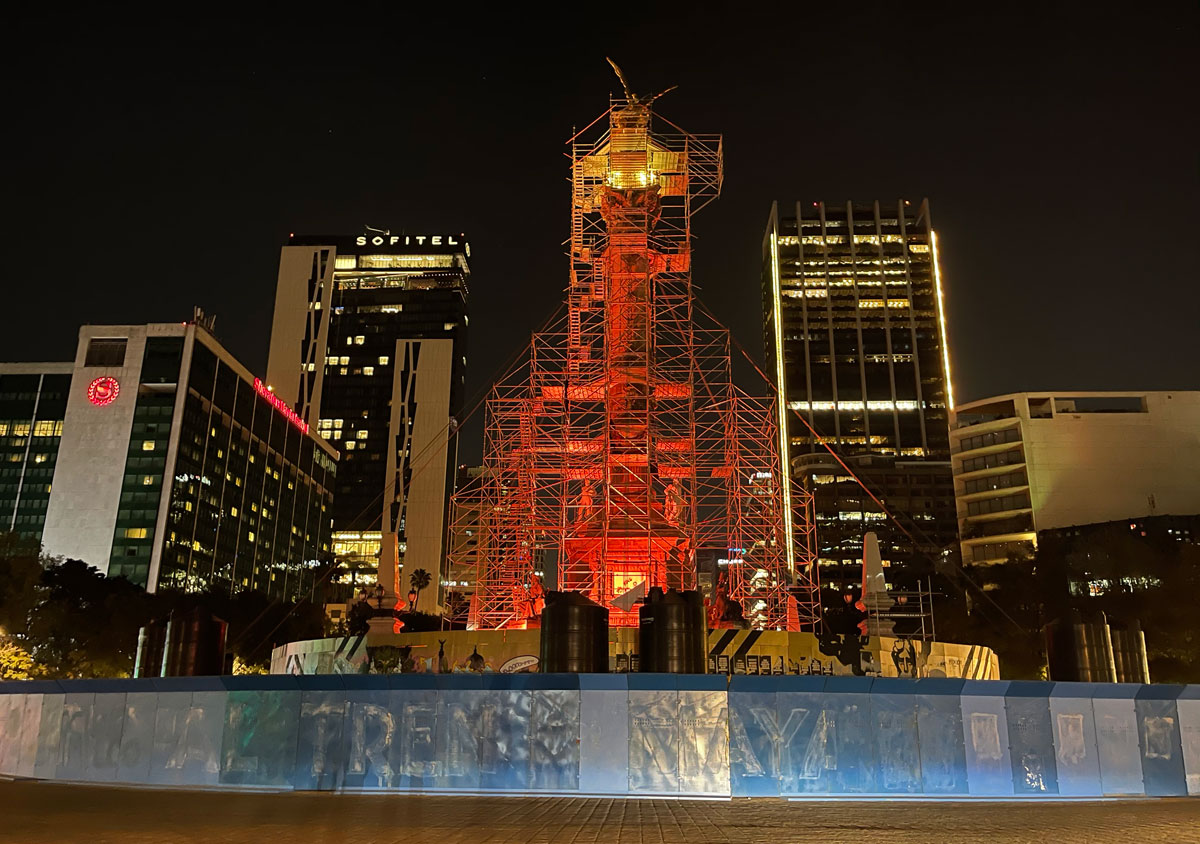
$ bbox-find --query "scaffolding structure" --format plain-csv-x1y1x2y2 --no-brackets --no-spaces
449,83,819,631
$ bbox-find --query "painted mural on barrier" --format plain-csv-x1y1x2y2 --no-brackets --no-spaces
270,630,998,680
1,677,1194,798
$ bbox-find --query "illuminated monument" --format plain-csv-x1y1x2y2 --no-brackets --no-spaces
450,64,819,631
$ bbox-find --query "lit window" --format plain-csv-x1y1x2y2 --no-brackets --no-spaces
33,420,63,436
346,337,353,346
33,453,48,464
354,336,365,345
339,356,350,365
334,419,343,428
363,366,374,376
345,441,356,450
12,423,31,437
443,322,457,331
142,441,156,451
125,528,148,539
326,355,338,365
230,506,238,517
378,356,389,365
909,243,930,254
356,430,368,440
142,475,154,486
248,531,255,542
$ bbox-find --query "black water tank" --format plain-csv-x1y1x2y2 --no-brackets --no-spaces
540,591,609,672
162,607,229,676
639,588,706,673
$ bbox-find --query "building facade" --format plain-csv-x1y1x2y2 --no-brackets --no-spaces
38,323,337,598
0,363,73,540
950,391,1200,565
763,200,957,592
267,232,469,602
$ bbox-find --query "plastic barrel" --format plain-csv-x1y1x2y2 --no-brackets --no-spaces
638,587,706,673
162,607,229,676
539,590,609,673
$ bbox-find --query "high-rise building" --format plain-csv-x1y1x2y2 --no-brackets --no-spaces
267,233,469,603
950,391,1200,565
36,322,337,598
763,200,957,592
0,363,72,540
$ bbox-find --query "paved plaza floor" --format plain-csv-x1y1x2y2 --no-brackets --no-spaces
1,779,1197,843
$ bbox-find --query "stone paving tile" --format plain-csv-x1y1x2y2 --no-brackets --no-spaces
0,780,1197,843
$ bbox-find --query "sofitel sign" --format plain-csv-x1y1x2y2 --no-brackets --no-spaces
356,235,464,248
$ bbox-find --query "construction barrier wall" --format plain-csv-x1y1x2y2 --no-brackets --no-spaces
1,676,1196,798
270,630,999,680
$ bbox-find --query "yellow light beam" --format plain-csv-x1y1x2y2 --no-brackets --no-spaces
931,230,955,411
770,229,797,574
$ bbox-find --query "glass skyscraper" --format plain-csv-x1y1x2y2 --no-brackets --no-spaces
0,364,72,540
762,199,958,593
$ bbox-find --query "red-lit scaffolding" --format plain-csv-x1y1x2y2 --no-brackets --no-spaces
449,75,819,631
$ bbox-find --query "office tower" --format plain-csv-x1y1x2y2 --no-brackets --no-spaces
0,363,72,540
763,200,958,591
267,233,468,602
951,391,1200,565
37,322,336,597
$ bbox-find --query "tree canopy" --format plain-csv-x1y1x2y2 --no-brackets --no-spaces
0,533,327,678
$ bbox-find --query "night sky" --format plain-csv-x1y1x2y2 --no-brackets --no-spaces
9,7,1198,464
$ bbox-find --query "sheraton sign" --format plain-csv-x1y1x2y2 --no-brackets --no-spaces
253,378,309,434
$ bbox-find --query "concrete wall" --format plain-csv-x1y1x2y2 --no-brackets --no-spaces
2,676,1196,798
1023,392,1200,530
41,326,156,570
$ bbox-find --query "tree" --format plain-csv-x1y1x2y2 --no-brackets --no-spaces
0,532,43,635
409,568,432,612
23,559,158,678
0,638,34,680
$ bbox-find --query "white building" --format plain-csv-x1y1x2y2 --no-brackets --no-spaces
950,391,1200,565
266,233,469,607
37,322,337,597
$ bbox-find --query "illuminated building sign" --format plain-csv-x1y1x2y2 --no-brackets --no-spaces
87,376,120,407
253,378,309,434
355,234,463,247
